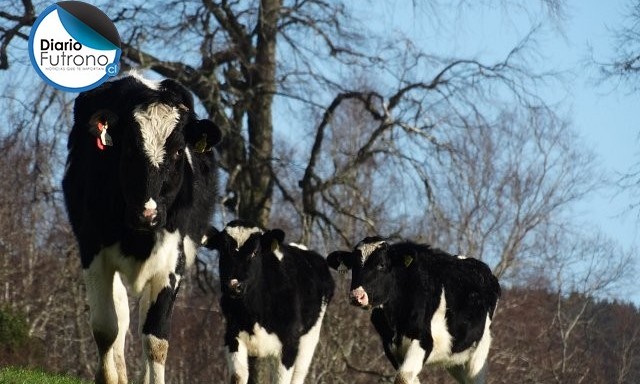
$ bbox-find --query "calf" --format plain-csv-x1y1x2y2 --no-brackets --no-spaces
204,221,335,384
62,72,221,384
328,237,500,384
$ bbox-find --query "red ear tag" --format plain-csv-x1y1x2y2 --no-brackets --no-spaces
96,137,105,150
93,121,112,150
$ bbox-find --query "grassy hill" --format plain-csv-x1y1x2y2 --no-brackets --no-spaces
0,367,89,384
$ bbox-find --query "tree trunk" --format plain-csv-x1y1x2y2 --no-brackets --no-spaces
239,0,281,228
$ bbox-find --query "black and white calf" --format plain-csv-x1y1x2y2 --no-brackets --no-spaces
328,237,501,384
204,221,335,384
62,73,221,384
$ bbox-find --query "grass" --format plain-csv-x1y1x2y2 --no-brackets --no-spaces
0,366,89,384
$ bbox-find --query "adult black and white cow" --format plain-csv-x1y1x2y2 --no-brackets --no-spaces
204,221,335,384
327,237,501,384
62,72,221,384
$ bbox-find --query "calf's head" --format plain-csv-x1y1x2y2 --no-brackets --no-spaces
204,221,286,298
75,75,221,231
328,237,396,309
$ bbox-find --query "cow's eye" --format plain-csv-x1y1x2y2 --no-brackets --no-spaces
376,262,386,271
172,148,183,161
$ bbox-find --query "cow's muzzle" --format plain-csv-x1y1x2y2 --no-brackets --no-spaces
130,199,164,231
350,286,369,307
227,279,245,298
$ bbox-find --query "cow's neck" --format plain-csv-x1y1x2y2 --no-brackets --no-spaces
120,228,156,260
381,267,412,325
243,254,288,316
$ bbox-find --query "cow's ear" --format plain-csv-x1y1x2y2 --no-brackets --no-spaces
202,226,223,250
261,229,285,252
327,251,353,271
186,119,222,153
391,248,416,268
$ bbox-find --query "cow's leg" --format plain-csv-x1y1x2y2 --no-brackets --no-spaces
277,355,294,384
112,273,129,384
85,256,121,384
226,340,249,384
277,338,300,384
465,313,492,384
290,304,327,384
139,273,180,384
394,339,425,384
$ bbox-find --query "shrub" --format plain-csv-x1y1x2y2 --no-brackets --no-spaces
0,306,29,351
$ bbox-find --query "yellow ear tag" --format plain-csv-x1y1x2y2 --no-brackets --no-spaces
195,134,208,153
337,262,348,275
271,239,279,252
404,255,413,267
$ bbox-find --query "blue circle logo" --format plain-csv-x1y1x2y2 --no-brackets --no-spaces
28,1,121,92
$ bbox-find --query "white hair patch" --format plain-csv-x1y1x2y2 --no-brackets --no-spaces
134,102,180,168
356,240,386,265
224,225,263,250
128,70,160,90
288,242,308,251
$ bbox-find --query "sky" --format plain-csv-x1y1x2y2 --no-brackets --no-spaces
362,1,640,300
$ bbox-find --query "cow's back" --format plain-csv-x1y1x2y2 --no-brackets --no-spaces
400,245,500,353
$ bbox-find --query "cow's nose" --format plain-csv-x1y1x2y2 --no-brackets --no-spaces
142,208,157,222
141,198,158,226
228,279,244,297
350,287,369,307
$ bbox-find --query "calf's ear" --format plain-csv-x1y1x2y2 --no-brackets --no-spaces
186,119,222,153
261,229,285,252
202,226,223,250
390,248,417,268
327,251,353,271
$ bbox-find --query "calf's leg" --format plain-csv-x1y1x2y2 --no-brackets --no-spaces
290,304,327,384
226,340,250,384
394,339,425,384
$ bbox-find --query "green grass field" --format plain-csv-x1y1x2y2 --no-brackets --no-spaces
0,367,89,384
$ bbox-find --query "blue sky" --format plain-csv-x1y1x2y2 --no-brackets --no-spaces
363,1,640,298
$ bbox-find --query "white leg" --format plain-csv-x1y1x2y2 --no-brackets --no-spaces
394,339,425,384
139,276,175,384
112,273,129,384
467,314,492,383
277,362,294,384
290,304,327,384
226,342,250,384
85,256,119,384
471,362,487,384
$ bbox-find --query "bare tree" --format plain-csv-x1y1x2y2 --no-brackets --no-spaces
596,1,640,90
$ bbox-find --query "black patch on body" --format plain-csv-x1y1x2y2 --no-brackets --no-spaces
332,240,500,369
218,239,335,369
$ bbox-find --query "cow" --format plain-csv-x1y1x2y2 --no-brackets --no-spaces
62,72,221,384
327,237,501,384
203,221,335,384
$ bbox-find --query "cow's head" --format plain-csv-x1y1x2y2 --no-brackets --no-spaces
328,236,397,309
75,74,221,231
204,221,286,298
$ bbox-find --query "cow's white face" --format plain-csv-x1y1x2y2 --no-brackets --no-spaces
327,237,393,308
134,102,181,168
103,77,221,231
205,222,286,298
207,223,264,298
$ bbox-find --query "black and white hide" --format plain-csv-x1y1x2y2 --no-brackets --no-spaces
62,72,221,384
327,237,501,384
204,221,335,384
